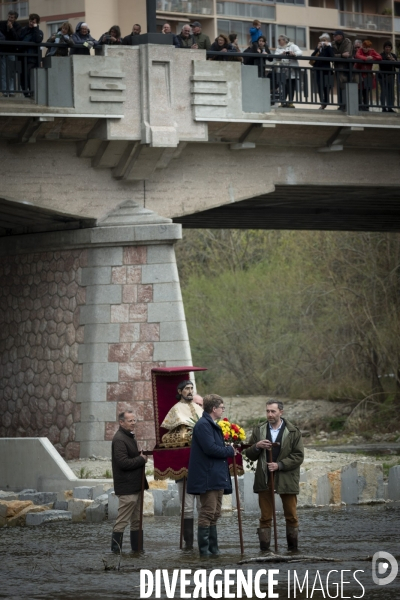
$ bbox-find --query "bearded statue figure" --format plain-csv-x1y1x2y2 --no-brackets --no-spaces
160,380,203,448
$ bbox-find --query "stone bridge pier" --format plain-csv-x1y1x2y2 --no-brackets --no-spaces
0,203,191,458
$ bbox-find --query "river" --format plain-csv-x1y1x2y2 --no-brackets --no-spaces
0,503,399,599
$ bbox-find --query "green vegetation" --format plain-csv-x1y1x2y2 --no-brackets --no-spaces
77,467,92,479
176,230,400,433
103,469,112,479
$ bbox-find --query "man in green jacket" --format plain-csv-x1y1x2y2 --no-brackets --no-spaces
245,400,304,551
190,21,211,51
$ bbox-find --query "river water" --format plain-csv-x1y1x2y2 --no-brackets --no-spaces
0,503,399,599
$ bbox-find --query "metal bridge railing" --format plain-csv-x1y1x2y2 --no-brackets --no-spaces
207,50,400,112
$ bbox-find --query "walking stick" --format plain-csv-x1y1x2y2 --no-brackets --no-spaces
138,463,145,552
179,475,186,549
233,451,244,555
268,447,278,553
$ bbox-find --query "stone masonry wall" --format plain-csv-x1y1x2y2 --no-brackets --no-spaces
75,243,192,457
0,250,86,459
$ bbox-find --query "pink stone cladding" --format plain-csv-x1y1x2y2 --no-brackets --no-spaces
107,246,165,451
0,250,87,459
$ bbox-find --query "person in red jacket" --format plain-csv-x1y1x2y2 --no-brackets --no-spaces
354,40,382,111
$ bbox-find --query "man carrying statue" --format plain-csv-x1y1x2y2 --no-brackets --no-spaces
160,380,203,548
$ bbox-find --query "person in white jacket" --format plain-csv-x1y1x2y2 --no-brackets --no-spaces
274,34,303,107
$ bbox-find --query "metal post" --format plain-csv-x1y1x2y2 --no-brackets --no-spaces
146,0,157,34
179,476,186,549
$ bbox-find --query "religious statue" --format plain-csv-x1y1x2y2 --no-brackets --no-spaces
160,380,203,448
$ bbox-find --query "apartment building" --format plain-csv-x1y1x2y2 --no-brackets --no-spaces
1,0,399,53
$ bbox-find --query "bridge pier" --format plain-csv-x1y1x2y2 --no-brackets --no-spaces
0,202,191,457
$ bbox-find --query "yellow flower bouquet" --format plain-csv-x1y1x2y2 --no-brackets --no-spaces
218,418,246,444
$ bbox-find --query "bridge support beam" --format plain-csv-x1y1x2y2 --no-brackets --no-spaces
0,202,191,458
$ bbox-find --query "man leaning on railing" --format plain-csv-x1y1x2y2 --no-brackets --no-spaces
18,13,43,98
0,9,21,97
332,29,353,111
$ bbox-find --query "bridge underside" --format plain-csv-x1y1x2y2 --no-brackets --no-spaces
174,185,400,232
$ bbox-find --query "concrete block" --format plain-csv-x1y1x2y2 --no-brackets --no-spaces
26,510,72,526
243,472,259,514
18,489,37,495
231,475,244,510
153,282,182,303
341,461,384,504
78,344,109,364
153,341,191,362
0,491,18,501
86,502,107,523
67,498,93,522
146,245,176,264
383,482,388,501
148,302,185,323
80,402,116,424
54,500,68,511
143,490,154,517
80,440,111,458
86,285,122,305
94,493,109,503
77,382,107,403
133,223,182,243
152,489,163,516
221,494,232,512
159,321,189,342
242,66,270,113
87,247,123,267
73,486,94,499
163,489,180,516
108,491,119,520
141,263,179,284
79,305,111,325
388,465,400,501
315,474,331,506
82,362,119,383
75,421,106,442
18,492,57,506
84,324,120,344
81,267,112,286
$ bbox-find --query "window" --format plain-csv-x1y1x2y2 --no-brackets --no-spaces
48,21,65,36
277,25,306,47
218,19,276,49
217,2,276,20
276,0,305,5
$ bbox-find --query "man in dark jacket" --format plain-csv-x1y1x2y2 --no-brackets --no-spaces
175,25,194,49
70,22,97,55
245,400,304,551
18,13,43,97
0,10,21,96
111,410,148,553
332,30,353,110
122,24,141,45
187,394,235,556
190,21,211,50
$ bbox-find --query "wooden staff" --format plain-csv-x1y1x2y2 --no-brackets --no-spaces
179,475,186,549
268,447,278,553
233,451,244,555
138,463,145,552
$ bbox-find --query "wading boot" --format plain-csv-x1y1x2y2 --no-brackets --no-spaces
197,526,212,556
183,518,194,549
130,530,144,552
257,527,271,551
111,531,123,553
286,526,298,551
208,525,220,555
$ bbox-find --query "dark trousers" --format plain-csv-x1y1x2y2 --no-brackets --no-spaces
19,60,36,95
380,74,395,108
314,69,332,104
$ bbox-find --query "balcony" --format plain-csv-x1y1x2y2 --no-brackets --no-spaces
0,1,28,20
395,16,400,32
339,11,392,32
217,2,276,20
156,0,214,15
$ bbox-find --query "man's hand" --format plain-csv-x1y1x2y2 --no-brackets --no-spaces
366,56,373,60
256,439,272,450
221,48,227,52
191,43,198,49
140,451,148,463
267,462,279,472
342,51,350,58
7,20,13,30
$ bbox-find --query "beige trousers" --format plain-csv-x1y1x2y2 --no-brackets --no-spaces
176,479,200,518
198,489,224,527
113,493,141,532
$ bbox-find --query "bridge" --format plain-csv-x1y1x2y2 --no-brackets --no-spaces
1,43,399,458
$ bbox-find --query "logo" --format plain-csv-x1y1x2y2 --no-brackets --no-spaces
372,551,398,586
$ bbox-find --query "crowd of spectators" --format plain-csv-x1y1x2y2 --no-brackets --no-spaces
0,10,398,112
